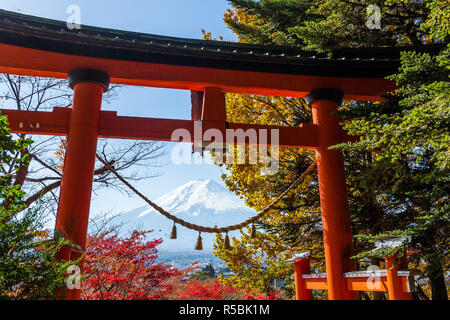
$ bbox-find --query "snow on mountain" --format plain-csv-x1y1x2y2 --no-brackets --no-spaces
109,179,255,252
136,179,250,218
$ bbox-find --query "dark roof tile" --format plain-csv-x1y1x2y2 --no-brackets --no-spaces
0,9,443,78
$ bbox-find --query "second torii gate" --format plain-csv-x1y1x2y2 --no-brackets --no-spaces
0,9,428,300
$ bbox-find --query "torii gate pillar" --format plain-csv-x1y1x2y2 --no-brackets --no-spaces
306,88,357,300
54,70,110,300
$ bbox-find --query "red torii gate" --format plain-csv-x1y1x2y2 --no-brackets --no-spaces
0,10,422,300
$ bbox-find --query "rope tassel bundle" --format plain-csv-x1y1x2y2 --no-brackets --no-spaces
195,233,203,250
170,223,177,239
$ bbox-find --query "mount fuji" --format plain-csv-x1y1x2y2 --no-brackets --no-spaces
109,179,256,252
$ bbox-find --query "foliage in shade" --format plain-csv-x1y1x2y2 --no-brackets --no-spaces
337,43,449,300
213,0,449,299
0,114,71,300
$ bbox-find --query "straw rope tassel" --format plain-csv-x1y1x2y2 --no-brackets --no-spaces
170,223,177,239
195,232,203,250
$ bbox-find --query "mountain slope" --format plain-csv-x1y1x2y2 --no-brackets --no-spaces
109,179,256,251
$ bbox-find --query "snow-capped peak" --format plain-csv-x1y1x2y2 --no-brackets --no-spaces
110,179,256,251
137,179,252,218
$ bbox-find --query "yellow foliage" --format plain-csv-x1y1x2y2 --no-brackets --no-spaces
212,93,325,294
54,139,67,171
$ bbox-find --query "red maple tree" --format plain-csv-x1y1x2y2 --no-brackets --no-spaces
80,230,280,300
244,290,280,300
171,278,240,300
81,230,188,300
169,278,280,300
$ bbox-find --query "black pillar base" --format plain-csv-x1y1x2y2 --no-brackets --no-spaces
68,69,110,92
305,88,344,106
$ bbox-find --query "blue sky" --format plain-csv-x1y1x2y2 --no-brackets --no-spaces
1,1,239,216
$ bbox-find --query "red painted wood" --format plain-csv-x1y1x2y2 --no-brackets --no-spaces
312,99,357,300
1,109,329,148
385,252,412,300
54,82,104,300
294,259,313,300
0,43,395,101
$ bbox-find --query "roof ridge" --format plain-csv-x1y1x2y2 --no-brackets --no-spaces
0,9,442,79
2,8,439,58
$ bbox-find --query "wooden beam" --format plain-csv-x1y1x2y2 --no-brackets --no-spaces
1,108,325,148
304,277,329,291
301,271,415,293
345,276,390,292
1,107,70,136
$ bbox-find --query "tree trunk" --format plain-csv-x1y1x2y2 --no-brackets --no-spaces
426,256,448,300
430,264,448,300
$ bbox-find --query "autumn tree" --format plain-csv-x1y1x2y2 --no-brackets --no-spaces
170,278,242,300
214,228,300,297
169,277,279,300
81,230,190,300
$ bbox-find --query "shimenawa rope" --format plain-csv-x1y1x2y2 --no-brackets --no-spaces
96,154,317,235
